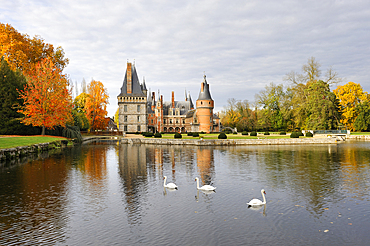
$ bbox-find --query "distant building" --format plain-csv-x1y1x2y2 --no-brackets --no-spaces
117,62,220,133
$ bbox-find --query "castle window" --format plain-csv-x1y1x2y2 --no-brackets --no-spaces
210,117,212,123
137,125,141,132
176,119,179,124
164,119,166,124
124,105,127,112
137,116,140,122
137,105,141,112
124,116,127,122
182,119,185,124
170,119,173,124
124,125,127,131
151,120,153,124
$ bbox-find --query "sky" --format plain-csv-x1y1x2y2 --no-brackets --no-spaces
1,0,370,117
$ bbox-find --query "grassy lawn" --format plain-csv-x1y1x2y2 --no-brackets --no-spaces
0,136,67,149
350,132,370,135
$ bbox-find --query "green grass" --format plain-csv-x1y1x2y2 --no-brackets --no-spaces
0,136,67,149
350,132,370,135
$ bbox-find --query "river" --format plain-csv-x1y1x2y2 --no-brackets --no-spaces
1,140,370,245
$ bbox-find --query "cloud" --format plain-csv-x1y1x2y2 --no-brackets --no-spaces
2,0,370,115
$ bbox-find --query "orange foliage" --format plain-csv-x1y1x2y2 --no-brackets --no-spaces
17,58,73,135
85,80,109,131
0,22,69,73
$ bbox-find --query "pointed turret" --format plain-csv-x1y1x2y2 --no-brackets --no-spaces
197,74,213,101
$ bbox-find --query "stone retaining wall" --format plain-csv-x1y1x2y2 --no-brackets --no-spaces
347,135,370,140
121,138,339,146
0,140,70,161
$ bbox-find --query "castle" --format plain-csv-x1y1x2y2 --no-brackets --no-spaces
117,62,220,133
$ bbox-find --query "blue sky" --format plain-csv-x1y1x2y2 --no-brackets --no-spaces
1,0,370,116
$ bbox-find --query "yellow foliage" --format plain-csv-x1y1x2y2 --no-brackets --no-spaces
333,82,368,131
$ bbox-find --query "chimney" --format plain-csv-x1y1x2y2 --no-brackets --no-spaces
127,62,132,94
151,92,155,111
172,91,175,108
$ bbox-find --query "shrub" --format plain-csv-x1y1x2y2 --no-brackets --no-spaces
187,132,193,136
154,132,162,138
298,131,304,136
174,132,182,138
250,131,257,136
264,132,270,135
290,132,299,138
218,132,227,139
143,132,153,137
242,131,248,135
305,132,313,137
192,132,199,137
280,132,286,135
233,132,237,134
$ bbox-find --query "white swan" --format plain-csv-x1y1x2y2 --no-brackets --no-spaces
195,177,216,191
247,189,266,206
163,176,178,189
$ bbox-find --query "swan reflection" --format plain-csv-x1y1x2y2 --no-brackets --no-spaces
248,204,267,216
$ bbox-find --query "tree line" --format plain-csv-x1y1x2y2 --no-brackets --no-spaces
0,23,109,136
221,57,370,132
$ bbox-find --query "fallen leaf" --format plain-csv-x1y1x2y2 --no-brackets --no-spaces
348,223,352,225
324,230,329,233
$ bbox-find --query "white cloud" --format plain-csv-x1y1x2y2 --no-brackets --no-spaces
2,0,370,116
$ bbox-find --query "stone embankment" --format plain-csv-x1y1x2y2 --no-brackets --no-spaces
347,135,370,140
0,140,70,162
121,138,339,146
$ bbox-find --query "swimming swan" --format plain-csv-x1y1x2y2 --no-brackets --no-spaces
195,177,216,191
163,176,178,189
247,189,266,206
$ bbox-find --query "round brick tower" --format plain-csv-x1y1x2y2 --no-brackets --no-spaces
196,75,214,133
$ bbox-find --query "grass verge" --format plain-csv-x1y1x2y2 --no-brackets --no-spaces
0,136,67,149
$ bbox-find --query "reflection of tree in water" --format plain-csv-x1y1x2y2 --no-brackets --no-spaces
118,144,148,225
0,148,74,245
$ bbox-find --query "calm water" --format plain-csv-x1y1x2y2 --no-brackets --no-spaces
1,141,370,245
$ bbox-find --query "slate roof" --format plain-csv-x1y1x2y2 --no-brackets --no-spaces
118,65,146,97
197,74,213,100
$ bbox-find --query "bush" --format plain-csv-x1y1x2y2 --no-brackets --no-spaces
298,131,304,136
280,132,286,135
290,132,300,138
305,132,313,137
242,131,248,135
187,132,193,136
250,131,257,136
154,132,162,138
218,132,227,139
192,132,199,137
143,132,153,137
233,132,237,134
174,132,182,138
264,132,270,135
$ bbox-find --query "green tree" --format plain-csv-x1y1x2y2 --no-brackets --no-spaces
0,58,40,134
304,80,340,130
354,101,370,132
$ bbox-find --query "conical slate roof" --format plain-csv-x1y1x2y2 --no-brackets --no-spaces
197,74,213,100
118,64,146,97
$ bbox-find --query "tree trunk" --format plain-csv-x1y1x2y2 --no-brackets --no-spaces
41,125,45,135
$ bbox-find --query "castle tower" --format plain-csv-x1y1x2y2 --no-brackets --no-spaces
196,74,214,133
117,62,147,132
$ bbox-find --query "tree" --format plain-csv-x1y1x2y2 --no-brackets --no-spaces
220,98,257,131
284,57,342,85
17,58,73,135
85,80,109,131
0,58,40,134
304,80,340,130
73,92,90,131
333,82,368,131
0,22,69,73
255,83,290,131
354,101,370,132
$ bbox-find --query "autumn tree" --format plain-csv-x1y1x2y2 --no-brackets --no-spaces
17,58,73,135
85,80,109,131
354,101,370,132
72,92,90,131
333,82,369,131
0,22,69,73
